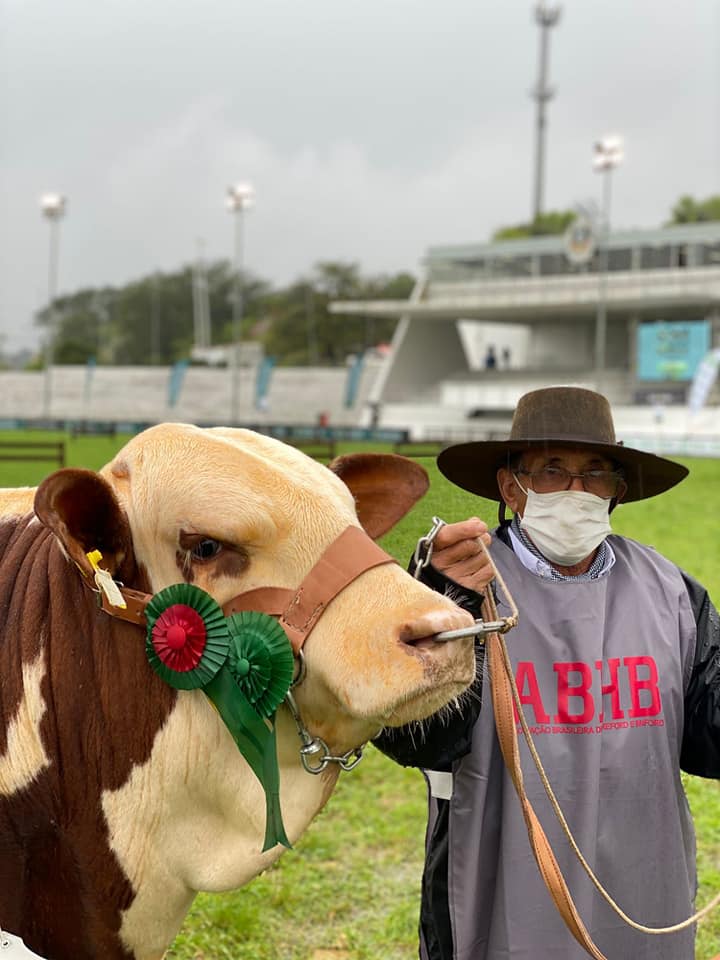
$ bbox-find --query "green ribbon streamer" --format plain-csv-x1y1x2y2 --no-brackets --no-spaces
204,665,291,852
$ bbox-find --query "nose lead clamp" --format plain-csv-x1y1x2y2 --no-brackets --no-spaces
412,515,519,642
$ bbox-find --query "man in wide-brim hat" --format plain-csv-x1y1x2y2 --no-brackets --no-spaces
376,386,720,960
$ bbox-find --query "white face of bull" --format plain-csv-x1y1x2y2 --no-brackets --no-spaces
31,424,476,958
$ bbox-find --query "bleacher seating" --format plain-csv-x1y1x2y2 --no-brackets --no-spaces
0,358,384,429
0,360,717,457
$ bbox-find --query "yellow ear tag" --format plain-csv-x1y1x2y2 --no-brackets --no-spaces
86,549,127,609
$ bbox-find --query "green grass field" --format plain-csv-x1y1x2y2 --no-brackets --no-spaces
1,433,718,959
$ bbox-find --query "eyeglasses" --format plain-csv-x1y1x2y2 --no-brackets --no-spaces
515,466,626,499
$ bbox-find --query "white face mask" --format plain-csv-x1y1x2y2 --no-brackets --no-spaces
515,477,613,566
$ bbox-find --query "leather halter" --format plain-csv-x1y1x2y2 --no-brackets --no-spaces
97,525,396,654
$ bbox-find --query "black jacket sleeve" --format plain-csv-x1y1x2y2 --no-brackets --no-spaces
679,570,720,779
373,561,486,771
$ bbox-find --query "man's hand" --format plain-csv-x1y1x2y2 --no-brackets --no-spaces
430,518,494,593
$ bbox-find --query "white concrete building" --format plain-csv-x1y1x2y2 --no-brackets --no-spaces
331,222,720,448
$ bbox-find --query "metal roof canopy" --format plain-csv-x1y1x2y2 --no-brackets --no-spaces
425,220,720,263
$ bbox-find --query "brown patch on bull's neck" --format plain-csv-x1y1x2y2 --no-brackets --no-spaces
0,515,177,958
0,516,51,757
0,783,136,959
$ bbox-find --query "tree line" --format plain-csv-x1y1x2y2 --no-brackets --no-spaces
33,193,719,369
33,262,412,369
492,193,720,241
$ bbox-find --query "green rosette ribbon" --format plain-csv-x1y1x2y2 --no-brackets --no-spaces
205,612,294,852
145,586,293,851
226,612,295,718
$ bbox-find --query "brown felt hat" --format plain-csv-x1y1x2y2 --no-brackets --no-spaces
437,386,689,503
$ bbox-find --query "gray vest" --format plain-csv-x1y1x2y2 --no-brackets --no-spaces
437,535,698,960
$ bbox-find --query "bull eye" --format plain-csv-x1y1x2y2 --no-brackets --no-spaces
191,538,223,562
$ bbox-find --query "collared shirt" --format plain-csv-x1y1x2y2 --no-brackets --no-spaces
508,514,615,581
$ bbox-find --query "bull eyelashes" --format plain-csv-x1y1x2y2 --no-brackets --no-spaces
145,584,293,851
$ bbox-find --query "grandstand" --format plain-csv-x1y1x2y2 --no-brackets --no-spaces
330,221,720,452
0,356,386,435
3,223,718,455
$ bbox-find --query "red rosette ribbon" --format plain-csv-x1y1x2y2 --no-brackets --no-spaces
150,603,207,672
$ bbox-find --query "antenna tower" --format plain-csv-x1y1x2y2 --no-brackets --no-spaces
531,3,562,222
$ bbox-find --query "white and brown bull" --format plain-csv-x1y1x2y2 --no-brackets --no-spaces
0,424,476,960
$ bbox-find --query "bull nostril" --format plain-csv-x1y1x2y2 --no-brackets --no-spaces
398,622,437,646
398,623,418,645
398,611,475,647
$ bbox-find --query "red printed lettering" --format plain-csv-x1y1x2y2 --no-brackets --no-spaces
595,657,625,721
553,661,594,723
514,661,551,724
624,656,662,718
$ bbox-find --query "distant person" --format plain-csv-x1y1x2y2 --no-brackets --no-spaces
502,345,512,369
369,401,381,430
376,385,720,960
484,345,497,370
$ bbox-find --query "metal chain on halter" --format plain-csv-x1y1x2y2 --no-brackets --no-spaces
284,689,365,774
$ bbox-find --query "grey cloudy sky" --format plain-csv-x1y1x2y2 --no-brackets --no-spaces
1,0,718,351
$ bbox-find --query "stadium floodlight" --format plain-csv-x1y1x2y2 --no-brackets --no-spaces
593,136,624,173
226,182,254,424
40,193,67,220
592,136,623,393
39,192,67,419
226,182,254,213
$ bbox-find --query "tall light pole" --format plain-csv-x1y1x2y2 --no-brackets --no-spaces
226,182,254,424
39,192,66,419
531,3,562,222
592,135,624,394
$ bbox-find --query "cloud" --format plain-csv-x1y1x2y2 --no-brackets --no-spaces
1,0,718,353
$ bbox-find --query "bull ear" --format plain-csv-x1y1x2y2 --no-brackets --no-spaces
328,453,429,540
34,468,134,580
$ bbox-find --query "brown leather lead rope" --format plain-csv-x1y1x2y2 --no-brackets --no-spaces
481,585,609,960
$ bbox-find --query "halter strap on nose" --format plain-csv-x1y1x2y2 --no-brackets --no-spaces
99,525,396,654
223,526,396,653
